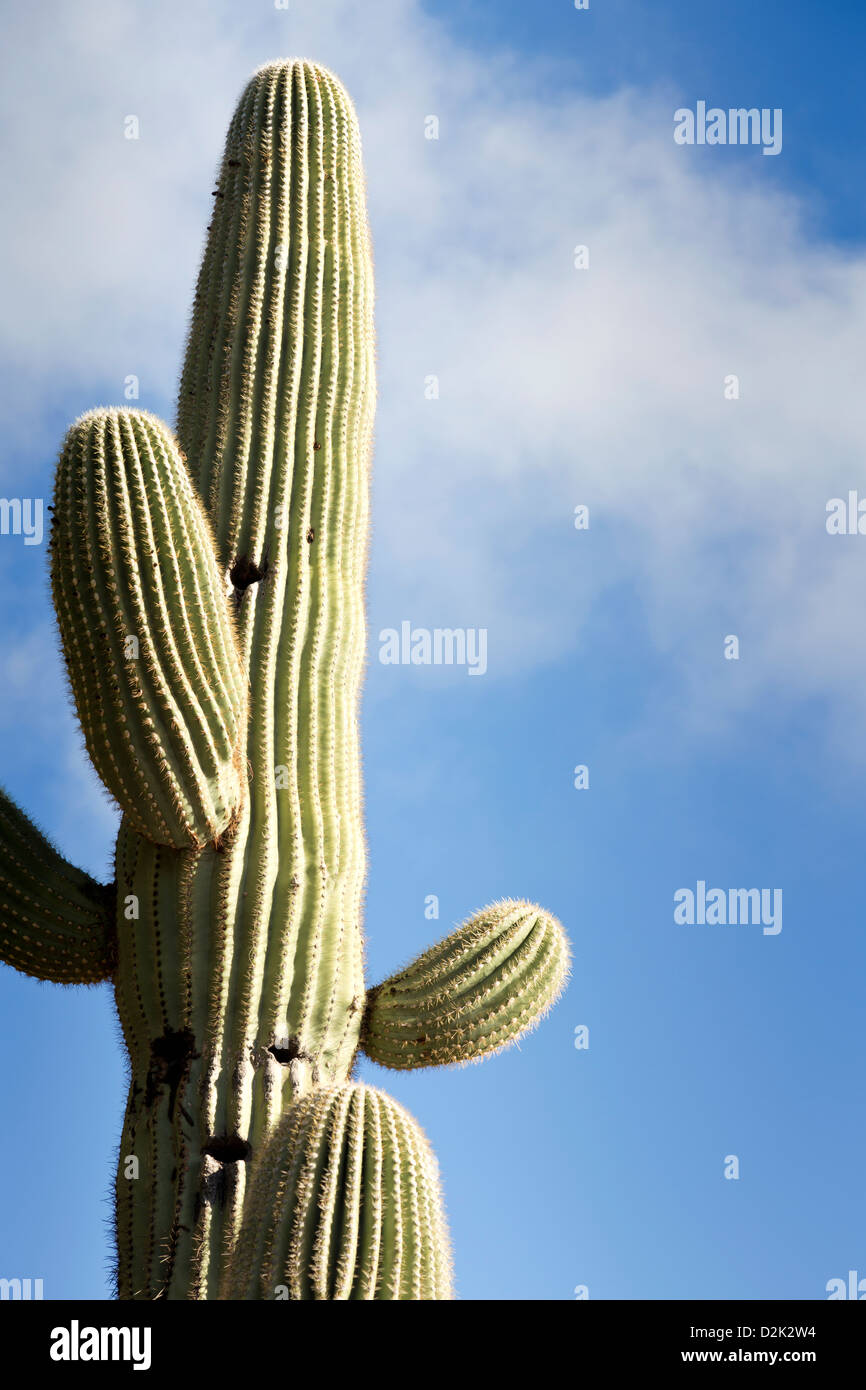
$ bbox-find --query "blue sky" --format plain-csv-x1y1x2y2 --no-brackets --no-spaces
0,0,864,1300
427,0,866,240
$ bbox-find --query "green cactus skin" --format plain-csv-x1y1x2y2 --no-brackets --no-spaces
222,1084,452,1300
51,408,246,849
0,790,115,984
109,59,377,1299
0,58,570,1301
361,900,570,1070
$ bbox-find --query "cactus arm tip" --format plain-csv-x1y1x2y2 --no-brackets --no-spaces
360,898,571,1071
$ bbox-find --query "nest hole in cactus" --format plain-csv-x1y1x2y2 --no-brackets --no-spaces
150,1030,197,1065
202,1135,251,1164
268,1039,314,1066
229,553,269,593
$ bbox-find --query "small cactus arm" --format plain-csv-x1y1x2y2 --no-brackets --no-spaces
0,790,115,984
52,409,247,849
0,59,569,1300
225,1084,453,1300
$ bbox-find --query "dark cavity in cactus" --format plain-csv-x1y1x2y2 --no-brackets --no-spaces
0,58,570,1300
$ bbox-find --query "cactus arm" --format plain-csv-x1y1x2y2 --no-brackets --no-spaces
360,899,571,1070
0,788,115,984
221,1084,452,1300
50,408,247,850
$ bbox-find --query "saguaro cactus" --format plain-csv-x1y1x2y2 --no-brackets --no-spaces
0,59,569,1300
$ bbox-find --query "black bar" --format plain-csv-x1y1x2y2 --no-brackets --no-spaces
0,1298,861,1374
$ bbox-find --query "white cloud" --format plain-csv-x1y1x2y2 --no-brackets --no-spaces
1,0,865,761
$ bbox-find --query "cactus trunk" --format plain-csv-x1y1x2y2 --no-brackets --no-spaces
114,60,373,1298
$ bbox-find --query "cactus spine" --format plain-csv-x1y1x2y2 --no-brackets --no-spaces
0,59,569,1300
